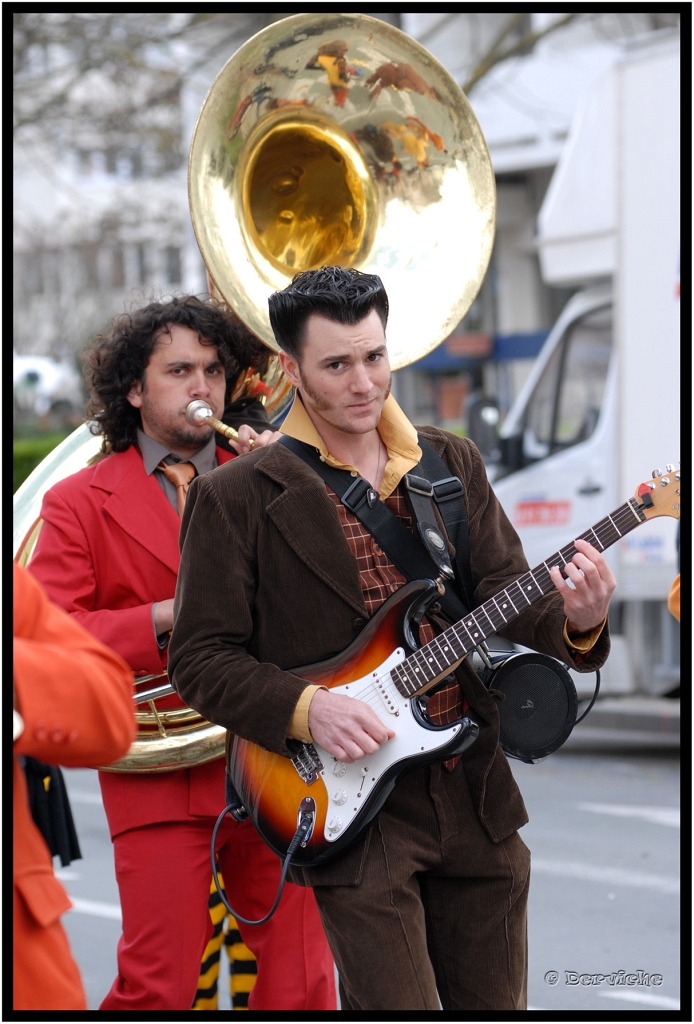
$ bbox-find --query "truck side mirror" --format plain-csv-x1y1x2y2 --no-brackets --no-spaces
466,394,501,460
499,432,524,474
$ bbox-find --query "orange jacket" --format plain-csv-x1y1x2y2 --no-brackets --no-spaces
667,574,680,622
13,563,135,1011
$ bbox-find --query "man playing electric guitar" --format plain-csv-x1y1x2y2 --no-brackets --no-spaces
170,267,615,1012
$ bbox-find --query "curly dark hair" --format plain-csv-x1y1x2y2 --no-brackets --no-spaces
85,295,268,452
268,266,389,359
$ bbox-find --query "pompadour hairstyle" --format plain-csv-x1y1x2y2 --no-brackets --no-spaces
268,266,389,359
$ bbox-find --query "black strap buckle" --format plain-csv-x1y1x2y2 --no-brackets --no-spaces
432,477,464,503
404,473,434,497
342,476,371,513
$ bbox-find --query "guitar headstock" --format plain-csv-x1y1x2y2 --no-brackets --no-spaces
634,464,681,520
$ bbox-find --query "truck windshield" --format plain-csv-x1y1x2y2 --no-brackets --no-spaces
522,305,612,461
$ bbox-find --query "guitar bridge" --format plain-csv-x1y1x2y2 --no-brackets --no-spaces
289,742,324,786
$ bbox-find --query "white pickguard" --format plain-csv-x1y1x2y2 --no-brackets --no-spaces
312,648,464,843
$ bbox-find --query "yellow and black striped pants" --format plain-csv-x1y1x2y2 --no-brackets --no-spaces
192,874,257,1010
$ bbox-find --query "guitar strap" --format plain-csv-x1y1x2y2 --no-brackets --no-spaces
278,434,473,623
406,438,475,613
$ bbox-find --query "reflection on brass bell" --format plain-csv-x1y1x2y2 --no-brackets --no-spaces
272,171,301,195
188,12,496,370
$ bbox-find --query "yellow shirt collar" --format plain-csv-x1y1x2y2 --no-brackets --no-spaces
280,393,421,499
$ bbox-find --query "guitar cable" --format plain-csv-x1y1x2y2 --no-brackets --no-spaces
209,801,315,926
575,669,601,725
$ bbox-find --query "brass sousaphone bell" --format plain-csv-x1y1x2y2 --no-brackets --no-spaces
190,12,495,367
13,13,496,772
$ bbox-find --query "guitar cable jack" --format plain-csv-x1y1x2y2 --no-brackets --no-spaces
209,795,316,925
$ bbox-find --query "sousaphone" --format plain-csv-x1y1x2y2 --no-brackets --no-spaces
13,13,496,771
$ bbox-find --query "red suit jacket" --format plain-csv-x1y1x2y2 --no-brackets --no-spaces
29,443,235,838
13,563,135,1010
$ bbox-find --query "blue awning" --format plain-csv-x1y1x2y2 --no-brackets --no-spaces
412,346,480,371
409,330,549,371
493,330,549,360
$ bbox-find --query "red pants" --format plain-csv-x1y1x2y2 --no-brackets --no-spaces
100,816,336,1011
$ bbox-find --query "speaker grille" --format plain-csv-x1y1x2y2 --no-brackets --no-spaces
491,653,579,761
499,664,569,747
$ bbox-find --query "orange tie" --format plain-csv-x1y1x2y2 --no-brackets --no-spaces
156,460,196,516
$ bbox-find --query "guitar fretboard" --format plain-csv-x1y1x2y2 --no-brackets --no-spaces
390,497,646,699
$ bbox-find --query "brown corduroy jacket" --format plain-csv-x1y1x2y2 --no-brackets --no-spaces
169,427,609,885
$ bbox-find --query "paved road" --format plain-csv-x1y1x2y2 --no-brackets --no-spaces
513,748,680,1013
59,747,680,1012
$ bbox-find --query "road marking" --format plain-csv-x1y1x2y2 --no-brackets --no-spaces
532,859,679,894
68,896,122,921
578,802,680,827
66,790,103,805
600,991,680,1010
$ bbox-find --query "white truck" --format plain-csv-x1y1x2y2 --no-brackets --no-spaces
486,34,680,697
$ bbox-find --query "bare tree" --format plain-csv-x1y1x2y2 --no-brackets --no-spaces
13,13,271,155
462,13,578,94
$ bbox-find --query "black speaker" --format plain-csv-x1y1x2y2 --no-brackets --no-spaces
486,653,578,764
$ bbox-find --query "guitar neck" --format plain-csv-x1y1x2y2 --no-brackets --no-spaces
391,497,647,699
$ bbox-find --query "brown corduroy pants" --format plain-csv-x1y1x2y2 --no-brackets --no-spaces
312,761,530,1012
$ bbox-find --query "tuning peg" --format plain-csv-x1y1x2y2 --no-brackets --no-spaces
660,477,670,486
652,469,662,478
666,463,676,473
675,472,680,481
647,481,656,490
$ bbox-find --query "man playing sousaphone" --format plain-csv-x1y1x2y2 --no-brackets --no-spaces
28,295,336,1012
170,267,616,1011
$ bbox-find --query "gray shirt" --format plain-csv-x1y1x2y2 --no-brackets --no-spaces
137,429,218,514
137,429,218,645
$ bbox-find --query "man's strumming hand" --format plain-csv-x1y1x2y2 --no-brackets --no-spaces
307,688,395,764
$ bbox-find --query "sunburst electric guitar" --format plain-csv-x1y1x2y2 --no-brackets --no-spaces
229,468,681,866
